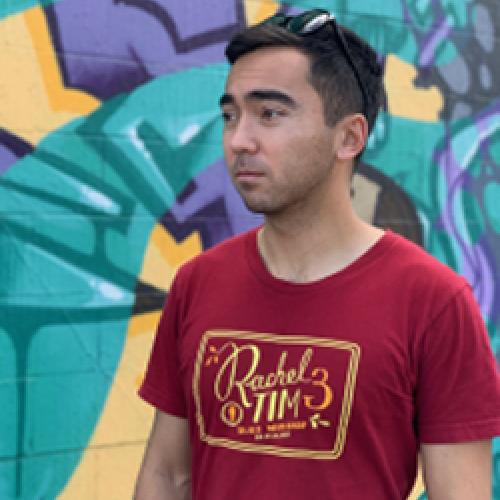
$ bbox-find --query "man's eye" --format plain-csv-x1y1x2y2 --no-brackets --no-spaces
261,108,284,121
221,110,236,123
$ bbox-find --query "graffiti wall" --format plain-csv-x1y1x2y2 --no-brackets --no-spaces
0,0,498,498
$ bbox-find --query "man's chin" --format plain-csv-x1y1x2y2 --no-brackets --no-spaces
242,198,281,215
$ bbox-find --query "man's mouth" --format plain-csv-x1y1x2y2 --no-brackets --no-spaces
235,171,264,177
234,171,266,185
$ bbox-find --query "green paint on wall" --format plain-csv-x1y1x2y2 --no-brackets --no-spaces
410,0,434,30
484,182,500,233
461,191,485,243
467,154,483,178
435,39,459,67
0,61,228,500
0,329,16,457
342,0,403,19
363,113,445,210
287,0,403,20
444,0,473,26
451,119,477,166
490,137,500,164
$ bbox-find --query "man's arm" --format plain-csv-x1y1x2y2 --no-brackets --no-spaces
421,440,492,500
134,410,191,500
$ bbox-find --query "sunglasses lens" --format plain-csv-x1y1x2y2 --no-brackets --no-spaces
264,9,331,34
298,12,332,34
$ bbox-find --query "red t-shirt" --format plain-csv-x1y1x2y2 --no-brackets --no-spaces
139,229,500,499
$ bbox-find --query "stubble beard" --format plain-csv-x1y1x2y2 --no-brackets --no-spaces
230,156,282,214
231,142,335,217
236,167,332,218
235,183,283,215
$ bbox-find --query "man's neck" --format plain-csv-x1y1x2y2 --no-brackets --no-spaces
257,190,384,284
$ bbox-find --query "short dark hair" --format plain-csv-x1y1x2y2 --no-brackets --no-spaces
225,20,384,135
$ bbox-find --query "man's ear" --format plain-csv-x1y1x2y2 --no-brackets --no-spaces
335,114,368,161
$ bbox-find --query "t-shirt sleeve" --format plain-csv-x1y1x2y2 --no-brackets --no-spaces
138,274,187,418
416,283,500,443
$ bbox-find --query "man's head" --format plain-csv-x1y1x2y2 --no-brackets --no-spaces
220,10,385,216
225,9,384,135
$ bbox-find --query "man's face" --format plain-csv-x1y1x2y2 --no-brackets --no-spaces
221,47,338,215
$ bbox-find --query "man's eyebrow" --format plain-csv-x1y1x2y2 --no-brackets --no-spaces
219,94,234,107
246,89,298,108
218,90,298,108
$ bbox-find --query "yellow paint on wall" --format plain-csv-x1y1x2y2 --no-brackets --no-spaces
0,7,99,145
139,224,202,291
408,465,425,499
58,328,156,499
128,311,162,339
244,0,279,26
385,54,443,122
59,443,149,499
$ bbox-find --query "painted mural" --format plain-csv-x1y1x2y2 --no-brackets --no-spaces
0,0,498,498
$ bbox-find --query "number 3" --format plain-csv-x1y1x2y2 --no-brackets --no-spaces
303,367,333,410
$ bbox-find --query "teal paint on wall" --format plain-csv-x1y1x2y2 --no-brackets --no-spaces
0,62,228,498
0,0,59,20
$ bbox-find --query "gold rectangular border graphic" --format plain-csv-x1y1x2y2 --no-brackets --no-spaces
193,330,361,460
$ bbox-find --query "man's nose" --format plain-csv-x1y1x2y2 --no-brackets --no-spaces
228,118,258,155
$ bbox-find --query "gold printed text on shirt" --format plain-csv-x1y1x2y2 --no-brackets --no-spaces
193,330,360,460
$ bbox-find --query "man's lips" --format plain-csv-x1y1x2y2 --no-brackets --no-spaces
232,158,267,182
234,170,265,179
236,171,264,176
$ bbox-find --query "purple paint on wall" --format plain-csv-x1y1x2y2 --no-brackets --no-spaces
163,159,263,249
436,102,500,322
43,0,245,99
0,129,33,174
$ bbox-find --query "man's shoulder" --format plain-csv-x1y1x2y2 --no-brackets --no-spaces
383,231,468,295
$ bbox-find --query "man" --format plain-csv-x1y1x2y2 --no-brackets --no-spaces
134,9,500,499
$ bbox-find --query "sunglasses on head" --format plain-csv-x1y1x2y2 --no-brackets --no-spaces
262,9,369,119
